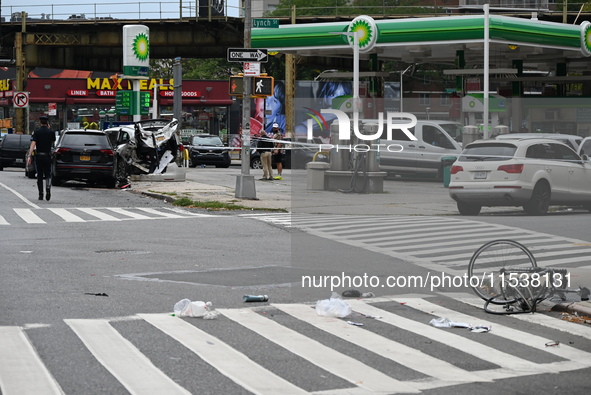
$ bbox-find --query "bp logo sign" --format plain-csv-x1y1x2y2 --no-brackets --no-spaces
347,16,378,53
582,21,591,57
133,32,150,62
123,25,150,78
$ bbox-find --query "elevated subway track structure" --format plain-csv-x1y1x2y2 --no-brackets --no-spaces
0,0,589,71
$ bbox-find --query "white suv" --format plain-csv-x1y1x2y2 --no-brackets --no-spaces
449,138,591,215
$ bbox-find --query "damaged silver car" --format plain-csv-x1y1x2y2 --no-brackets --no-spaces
105,118,181,185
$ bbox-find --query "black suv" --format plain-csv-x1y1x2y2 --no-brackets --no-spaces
0,134,31,170
188,134,231,168
52,129,117,188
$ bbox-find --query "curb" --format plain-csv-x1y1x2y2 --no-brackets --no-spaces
551,301,591,317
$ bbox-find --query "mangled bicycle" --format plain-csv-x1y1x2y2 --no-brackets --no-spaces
468,239,590,315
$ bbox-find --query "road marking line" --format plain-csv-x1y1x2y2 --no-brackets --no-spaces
140,313,308,395
451,293,591,340
164,207,217,217
0,326,64,395
65,319,190,395
219,307,420,394
106,208,152,220
0,214,8,225
273,303,481,386
346,299,543,378
389,297,591,366
0,181,40,209
14,208,45,224
76,208,121,221
47,208,86,222
136,207,185,218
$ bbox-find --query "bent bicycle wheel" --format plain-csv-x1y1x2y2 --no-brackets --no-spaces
468,239,537,304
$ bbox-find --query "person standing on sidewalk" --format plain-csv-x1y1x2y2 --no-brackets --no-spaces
272,123,284,180
27,115,56,201
257,131,274,180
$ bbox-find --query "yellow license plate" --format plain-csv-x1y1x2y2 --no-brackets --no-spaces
80,155,91,161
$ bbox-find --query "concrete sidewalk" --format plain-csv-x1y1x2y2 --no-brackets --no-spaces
129,166,462,215
129,165,591,319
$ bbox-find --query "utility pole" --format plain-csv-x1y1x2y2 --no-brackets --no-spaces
235,0,257,199
15,13,27,134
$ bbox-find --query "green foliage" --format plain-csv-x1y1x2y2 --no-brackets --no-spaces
269,0,349,17
150,58,238,80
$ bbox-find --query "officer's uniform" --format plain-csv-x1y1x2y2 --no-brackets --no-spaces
30,116,56,200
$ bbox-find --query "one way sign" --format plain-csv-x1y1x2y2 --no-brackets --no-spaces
227,48,268,63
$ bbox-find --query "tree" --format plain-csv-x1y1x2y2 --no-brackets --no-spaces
150,58,239,80
268,0,349,17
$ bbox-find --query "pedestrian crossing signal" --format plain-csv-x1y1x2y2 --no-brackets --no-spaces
253,76,274,97
229,76,244,96
228,76,274,97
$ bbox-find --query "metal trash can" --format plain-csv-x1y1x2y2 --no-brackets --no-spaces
306,161,330,190
441,156,457,188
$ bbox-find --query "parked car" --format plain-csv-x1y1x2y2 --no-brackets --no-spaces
496,133,582,151
187,134,231,168
52,129,117,187
359,119,464,179
577,136,591,158
448,138,591,216
0,134,31,170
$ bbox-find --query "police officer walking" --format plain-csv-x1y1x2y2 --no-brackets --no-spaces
27,115,56,201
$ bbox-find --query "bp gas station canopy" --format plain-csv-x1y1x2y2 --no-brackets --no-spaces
252,13,591,75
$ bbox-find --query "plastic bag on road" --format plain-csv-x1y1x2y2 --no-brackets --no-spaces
174,298,218,319
316,292,352,318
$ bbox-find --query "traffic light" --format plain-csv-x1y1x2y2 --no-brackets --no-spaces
252,76,274,97
228,75,275,97
229,76,244,96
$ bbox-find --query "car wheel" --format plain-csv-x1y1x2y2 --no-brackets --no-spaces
523,182,550,215
189,159,197,168
115,158,128,185
25,169,36,179
105,177,116,189
457,201,481,216
52,176,62,186
251,157,262,169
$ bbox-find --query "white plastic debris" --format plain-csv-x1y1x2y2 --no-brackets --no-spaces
315,292,352,318
174,298,218,319
429,317,491,332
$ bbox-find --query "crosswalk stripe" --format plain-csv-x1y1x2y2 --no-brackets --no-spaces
326,219,451,236
136,207,185,218
371,224,497,245
302,217,449,232
65,319,190,395
139,313,309,395
219,307,420,394
389,297,591,367
0,214,8,225
14,208,46,224
451,293,591,340
76,208,121,221
164,207,217,217
0,326,64,395
106,208,152,220
345,299,539,378
272,303,483,386
47,208,86,222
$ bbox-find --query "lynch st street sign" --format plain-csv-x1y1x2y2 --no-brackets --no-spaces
227,48,268,63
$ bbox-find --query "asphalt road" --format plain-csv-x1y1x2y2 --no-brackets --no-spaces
1,167,591,394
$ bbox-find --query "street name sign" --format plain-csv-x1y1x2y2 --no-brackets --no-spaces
227,48,268,63
253,18,279,28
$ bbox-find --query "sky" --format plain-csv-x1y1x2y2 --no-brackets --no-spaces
1,1,241,21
